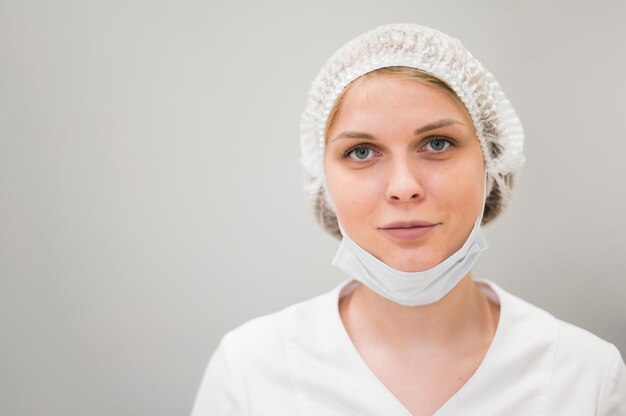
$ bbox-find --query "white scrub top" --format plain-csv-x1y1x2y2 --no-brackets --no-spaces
191,279,626,415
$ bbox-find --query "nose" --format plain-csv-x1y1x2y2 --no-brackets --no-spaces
385,157,425,202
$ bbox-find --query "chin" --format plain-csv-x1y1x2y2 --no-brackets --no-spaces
382,250,443,273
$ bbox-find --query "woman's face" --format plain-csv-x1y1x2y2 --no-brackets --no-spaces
324,74,485,272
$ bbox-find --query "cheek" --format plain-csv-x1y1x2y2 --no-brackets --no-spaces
411,149,483,213
325,163,385,223
437,159,485,218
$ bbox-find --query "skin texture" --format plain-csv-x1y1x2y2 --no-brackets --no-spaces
325,74,500,415
325,75,485,272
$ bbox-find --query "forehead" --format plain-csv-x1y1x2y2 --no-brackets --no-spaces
337,74,472,128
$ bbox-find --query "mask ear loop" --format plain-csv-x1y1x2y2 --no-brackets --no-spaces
322,176,336,213
477,173,489,227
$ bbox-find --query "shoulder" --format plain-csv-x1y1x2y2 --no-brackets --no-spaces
553,317,616,364
508,284,617,368
220,283,337,357
547,313,626,413
483,279,616,361
191,284,341,415
483,280,626,413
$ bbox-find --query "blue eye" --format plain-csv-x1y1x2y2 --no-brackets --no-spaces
347,146,375,160
425,137,452,152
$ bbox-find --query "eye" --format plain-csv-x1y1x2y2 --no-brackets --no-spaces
423,136,453,153
345,145,376,161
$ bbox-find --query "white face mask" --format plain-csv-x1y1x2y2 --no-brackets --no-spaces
330,177,489,307
332,219,488,306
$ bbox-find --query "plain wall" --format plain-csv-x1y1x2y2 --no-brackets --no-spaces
1,0,625,414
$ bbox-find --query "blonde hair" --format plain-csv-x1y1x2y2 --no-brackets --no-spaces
317,66,511,239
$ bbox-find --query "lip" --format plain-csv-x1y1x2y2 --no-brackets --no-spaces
378,221,439,241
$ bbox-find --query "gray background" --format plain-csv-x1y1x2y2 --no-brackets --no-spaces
1,0,625,414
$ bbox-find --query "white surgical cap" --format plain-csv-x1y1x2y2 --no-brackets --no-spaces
299,23,525,231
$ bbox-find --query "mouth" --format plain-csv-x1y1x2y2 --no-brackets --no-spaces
378,221,439,241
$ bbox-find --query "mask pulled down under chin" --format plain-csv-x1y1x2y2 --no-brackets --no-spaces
331,219,488,306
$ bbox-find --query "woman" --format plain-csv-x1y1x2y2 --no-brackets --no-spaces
192,24,626,415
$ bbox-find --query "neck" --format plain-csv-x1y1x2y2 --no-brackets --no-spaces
339,273,499,351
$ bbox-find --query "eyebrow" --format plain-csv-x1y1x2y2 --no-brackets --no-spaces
329,118,465,143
